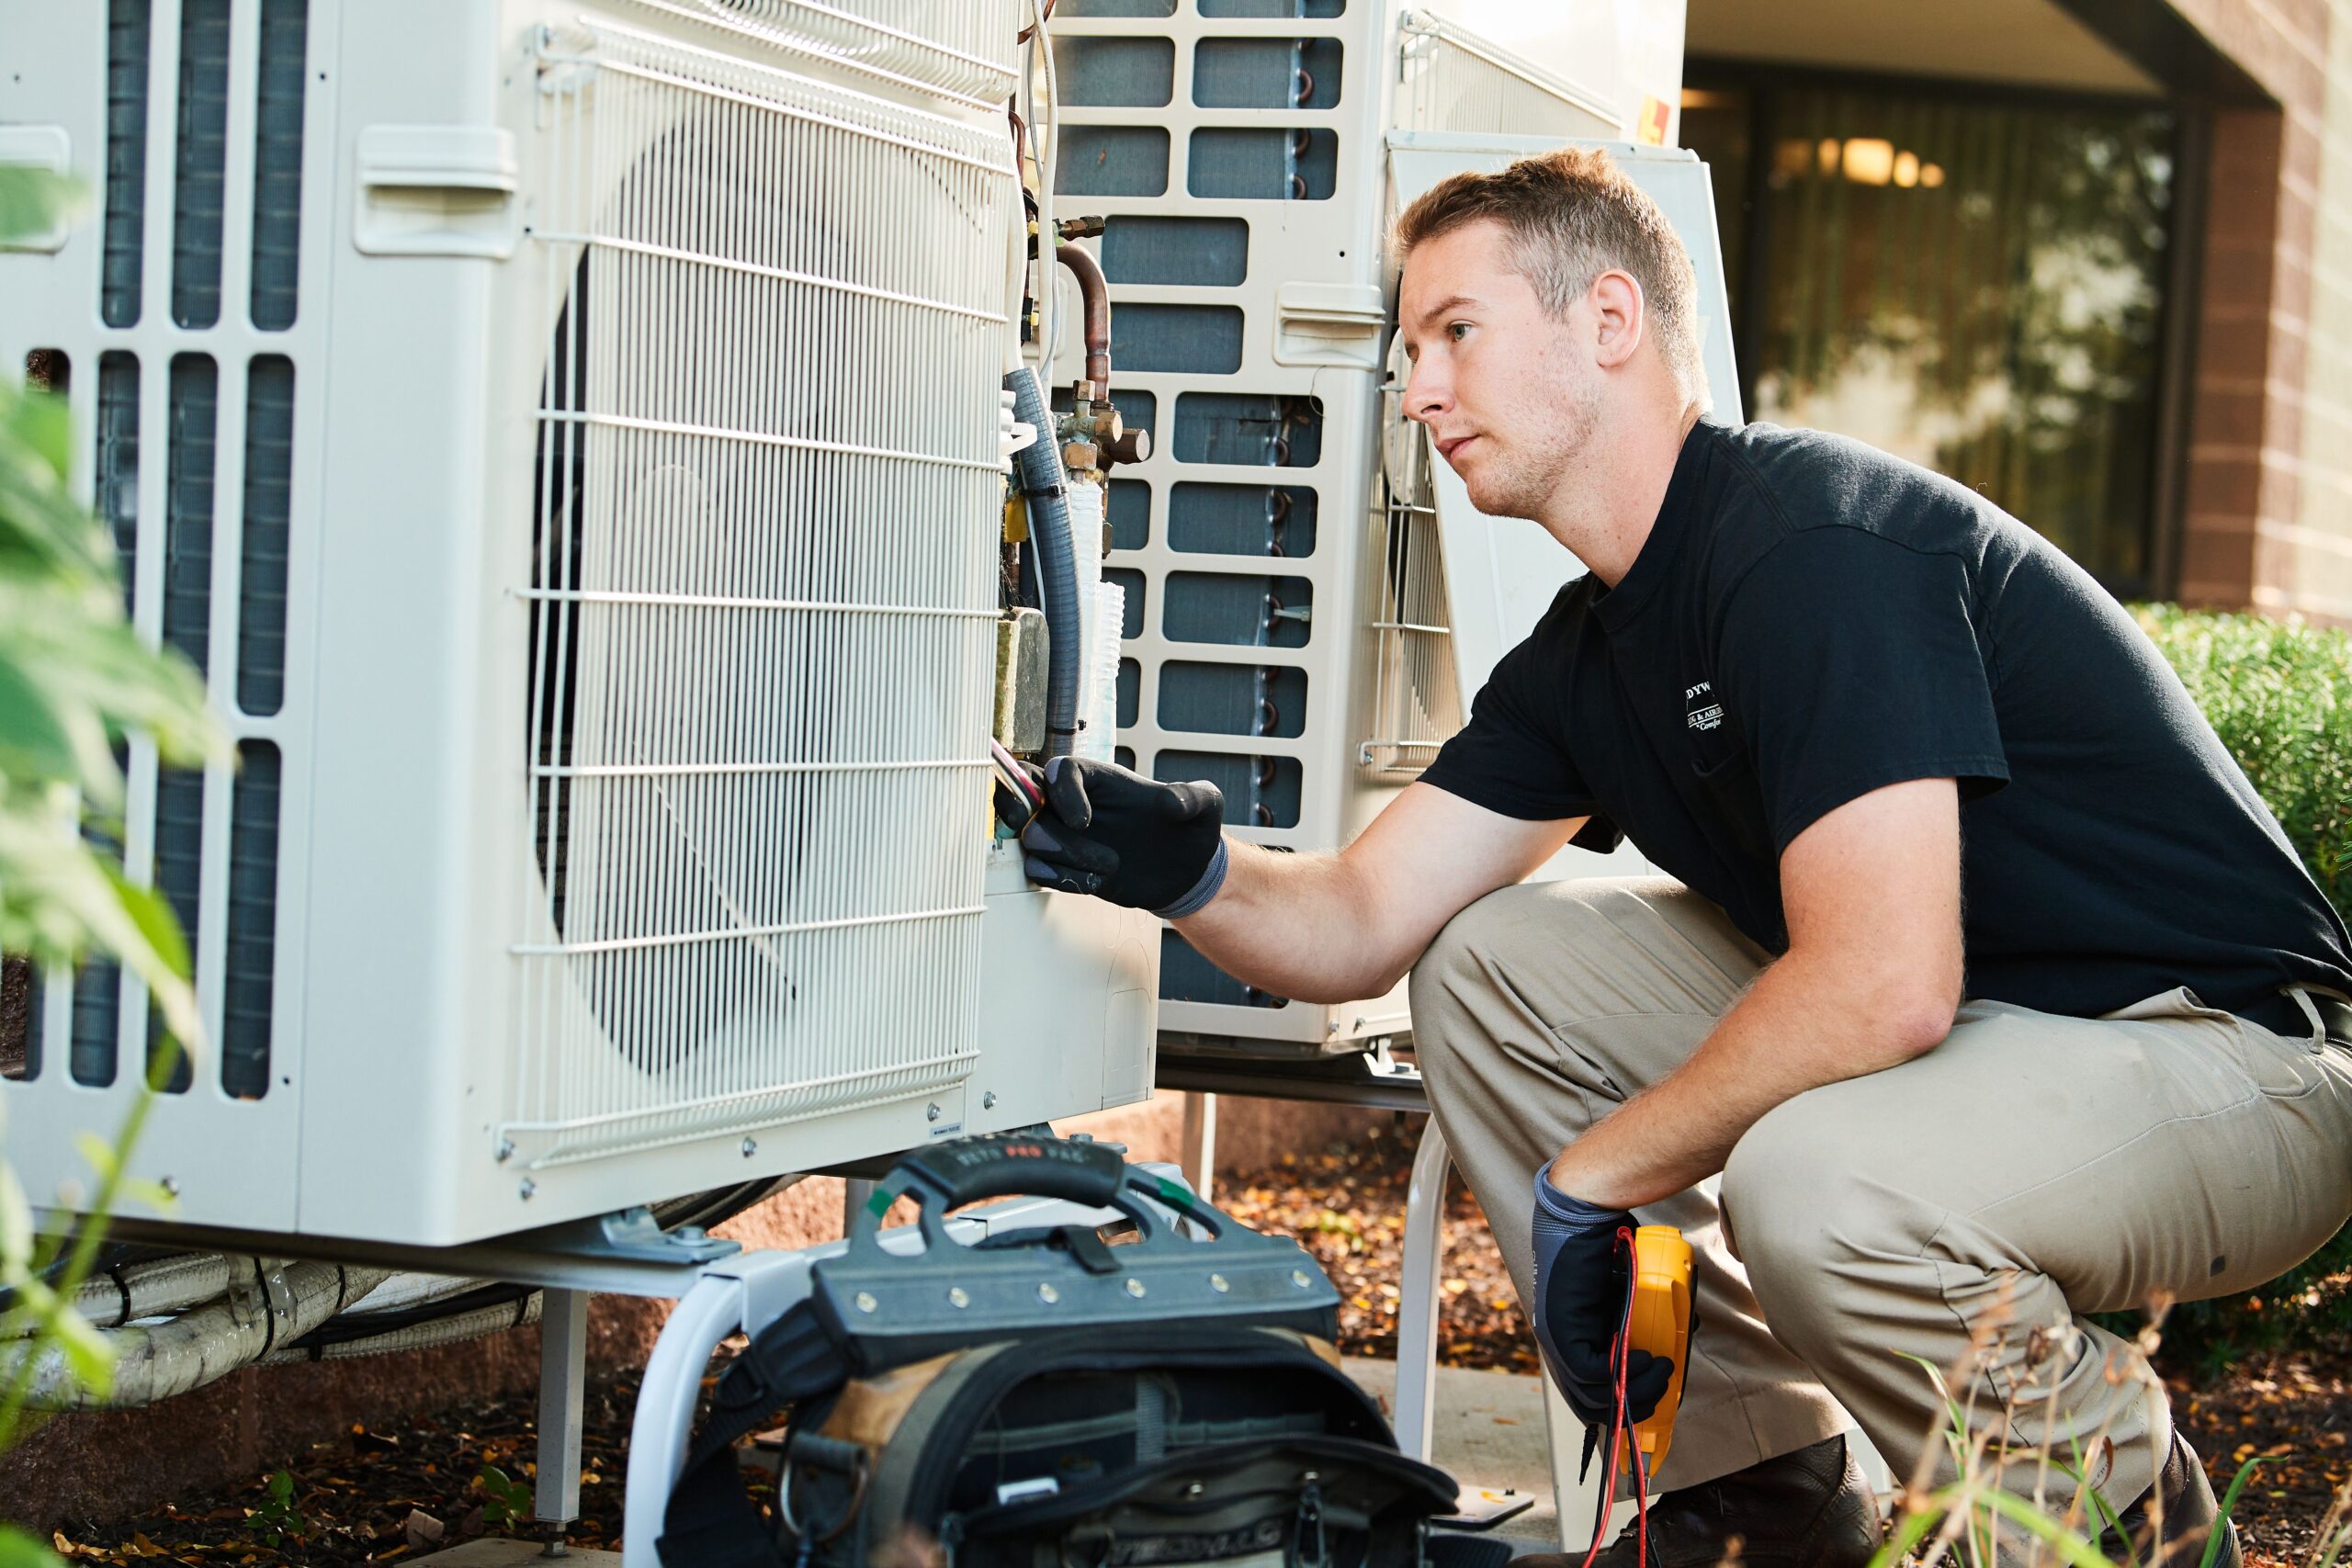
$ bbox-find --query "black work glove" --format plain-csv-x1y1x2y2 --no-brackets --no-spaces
1530,1168,1674,1431
1012,756,1228,918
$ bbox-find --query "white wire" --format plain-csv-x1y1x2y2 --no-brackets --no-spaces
1029,0,1060,381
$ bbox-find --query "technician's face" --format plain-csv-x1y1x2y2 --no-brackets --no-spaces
1397,220,1599,522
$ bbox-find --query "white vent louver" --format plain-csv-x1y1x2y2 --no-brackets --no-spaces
1361,358,1461,779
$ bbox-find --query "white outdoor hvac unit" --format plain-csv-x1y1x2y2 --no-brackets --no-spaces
1044,2,1736,1052
0,0,1157,1247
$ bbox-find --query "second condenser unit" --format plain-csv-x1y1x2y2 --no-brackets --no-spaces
1045,2,1737,1054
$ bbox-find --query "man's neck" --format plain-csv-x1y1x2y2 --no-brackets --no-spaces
1536,400,1703,588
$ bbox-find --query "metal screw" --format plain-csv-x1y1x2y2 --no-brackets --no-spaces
982,1091,998,1110
1125,1278,1147,1299
519,1179,537,1201
948,1287,971,1309
741,1137,757,1158
1037,1282,1060,1304
1209,1273,1230,1293
1291,1269,1312,1289
854,1292,878,1314
1183,1482,1204,1499
673,1225,706,1243
495,1139,515,1163
926,1102,942,1122
160,1176,179,1198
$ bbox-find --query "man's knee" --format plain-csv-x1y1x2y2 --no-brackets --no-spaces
1408,881,1631,1074
1722,1092,1921,1342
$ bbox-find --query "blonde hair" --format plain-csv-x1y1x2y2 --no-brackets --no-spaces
1395,146,1708,407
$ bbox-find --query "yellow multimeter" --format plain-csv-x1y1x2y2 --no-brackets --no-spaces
1621,1224,1695,1476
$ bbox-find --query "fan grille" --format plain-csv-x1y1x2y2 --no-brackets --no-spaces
506,24,1012,1168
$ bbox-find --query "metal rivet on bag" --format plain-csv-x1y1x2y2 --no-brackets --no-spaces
1125,1278,1147,1298
1291,1270,1312,1289
1184,1482,1204,1499
948,1287,971,1309
1037,1282,1059,1304
854,1292,878,1314
1209,1273,1229,1293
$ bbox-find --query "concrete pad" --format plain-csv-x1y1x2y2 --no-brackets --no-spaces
1346,1356,1562,1549
412,1541,620,1566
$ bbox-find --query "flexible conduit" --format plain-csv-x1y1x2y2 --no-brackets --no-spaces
1008,364,1081,756
262,1291,546,1365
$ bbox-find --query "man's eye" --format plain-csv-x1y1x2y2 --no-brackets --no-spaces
1448,321,1470,341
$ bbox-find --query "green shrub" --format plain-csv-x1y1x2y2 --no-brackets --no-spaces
2135,604,2352,921
2114,604,2352,1378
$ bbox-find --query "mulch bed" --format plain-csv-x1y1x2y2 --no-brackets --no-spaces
37,1115,2352,1564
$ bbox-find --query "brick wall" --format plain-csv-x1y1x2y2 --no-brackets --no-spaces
2289,0,2352,618
2170,0,2352,620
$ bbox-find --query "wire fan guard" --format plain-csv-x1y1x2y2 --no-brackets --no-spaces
1396,9,1619,140
639,0,1017,108
511,22,1010,1168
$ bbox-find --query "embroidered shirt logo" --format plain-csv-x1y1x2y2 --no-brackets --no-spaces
1685,681,1724,732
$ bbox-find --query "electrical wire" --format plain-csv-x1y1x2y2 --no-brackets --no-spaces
1028,0,1061,378
1577,1224,1649,1568
990,737,1041,809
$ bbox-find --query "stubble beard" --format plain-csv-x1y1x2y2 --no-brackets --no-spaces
1461,353,1601,523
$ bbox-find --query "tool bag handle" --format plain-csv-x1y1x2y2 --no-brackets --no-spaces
843,1133,1222,1261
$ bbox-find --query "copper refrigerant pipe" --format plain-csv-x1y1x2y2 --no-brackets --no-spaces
1057,242,1112,388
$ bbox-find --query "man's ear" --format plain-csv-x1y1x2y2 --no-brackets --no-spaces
1589,269,1646,370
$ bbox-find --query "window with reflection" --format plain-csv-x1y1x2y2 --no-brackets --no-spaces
1683,80,2177,596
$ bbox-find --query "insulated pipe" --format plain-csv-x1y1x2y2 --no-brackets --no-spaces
1056,242,1111,389
1007,364,1083,756
340,1272,497,1316
17,1253,240,1335
1,1260,391,1409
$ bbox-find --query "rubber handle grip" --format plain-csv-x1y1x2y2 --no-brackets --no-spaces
891,1134,1127,1211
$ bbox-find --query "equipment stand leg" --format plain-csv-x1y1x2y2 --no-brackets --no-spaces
1392,1117,1449,1463
536,1288,589,1555
842,1178,876,1235
1180,1090,1218,1203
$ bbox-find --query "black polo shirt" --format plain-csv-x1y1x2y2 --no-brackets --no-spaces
1419,420,2352,1035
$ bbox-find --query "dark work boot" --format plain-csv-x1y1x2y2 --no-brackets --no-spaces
1508,1433,1881,1568
2096,1429,2240,1568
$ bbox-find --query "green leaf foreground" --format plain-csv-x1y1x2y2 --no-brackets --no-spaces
0,166,220,1568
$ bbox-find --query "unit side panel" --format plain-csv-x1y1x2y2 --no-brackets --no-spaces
1052,5,1394,1044
291,0,514,1240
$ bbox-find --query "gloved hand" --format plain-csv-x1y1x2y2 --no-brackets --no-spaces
1014,756,1229,918
1531,1168,1674,1430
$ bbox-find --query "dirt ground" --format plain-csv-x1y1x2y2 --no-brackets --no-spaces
34,1116,2352,1565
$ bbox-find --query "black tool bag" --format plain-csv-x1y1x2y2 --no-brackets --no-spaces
659,1134,1460,1567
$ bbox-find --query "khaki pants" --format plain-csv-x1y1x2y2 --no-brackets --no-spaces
1408,877,2352,1506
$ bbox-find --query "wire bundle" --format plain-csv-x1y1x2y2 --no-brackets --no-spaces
1575,1224,1654,1568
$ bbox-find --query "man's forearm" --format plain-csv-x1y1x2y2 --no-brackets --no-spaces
1171,839,1410,1005
1546,951,1953,1208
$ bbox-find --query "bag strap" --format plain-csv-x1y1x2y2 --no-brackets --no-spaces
657,1299,849,1567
